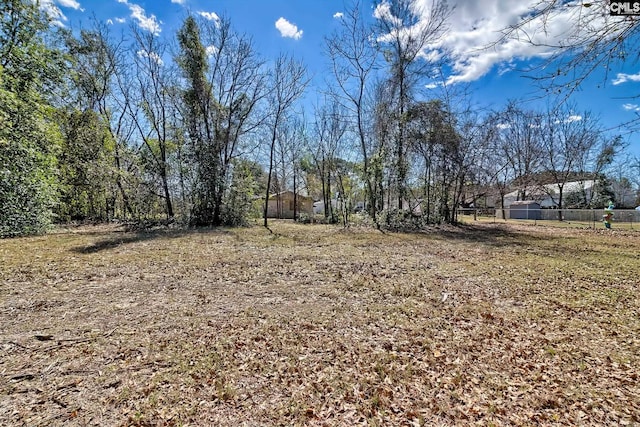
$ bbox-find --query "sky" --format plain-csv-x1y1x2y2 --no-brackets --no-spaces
40,0,640,154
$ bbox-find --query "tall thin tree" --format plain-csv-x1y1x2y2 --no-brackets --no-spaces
374,0,449,211
325,0,380,223
263,54,308,228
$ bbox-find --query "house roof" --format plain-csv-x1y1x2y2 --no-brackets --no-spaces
504,180,595,199
510,200,540,206
268,190,313,200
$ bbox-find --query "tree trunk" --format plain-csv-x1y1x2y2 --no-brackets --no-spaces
160,168,174,220
264,125,278,228
557,185,564,221
113,144,134,218
293,168,298,221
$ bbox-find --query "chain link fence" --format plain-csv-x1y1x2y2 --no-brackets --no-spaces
457,208,640,229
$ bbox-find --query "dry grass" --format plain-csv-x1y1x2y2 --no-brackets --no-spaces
1,221,639,426
460,215,640,231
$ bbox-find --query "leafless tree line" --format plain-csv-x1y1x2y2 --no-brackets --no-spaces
53,0,636,230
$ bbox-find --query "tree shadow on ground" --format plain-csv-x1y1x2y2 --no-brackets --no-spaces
70,227,231,254
414,222,564,248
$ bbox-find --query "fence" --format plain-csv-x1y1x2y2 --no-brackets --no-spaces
457,208,640,229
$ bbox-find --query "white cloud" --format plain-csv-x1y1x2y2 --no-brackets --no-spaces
205,45,218,56
171,0,186,4
373,1,401,26
375,0,626,86
130,4,161,35
58,0,83,10
198,11,220,22
623,103,640,112
275,17,303,40
118,0,161,35
38,0,67,26
554,115,582,124
333,12,344,19
106,16,126,24
612,72,640,85
137,49,163,66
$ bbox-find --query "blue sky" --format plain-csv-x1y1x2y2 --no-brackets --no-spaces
42,0,640,154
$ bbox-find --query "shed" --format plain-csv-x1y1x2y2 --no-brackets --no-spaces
509,200,541,220
266,191,314,219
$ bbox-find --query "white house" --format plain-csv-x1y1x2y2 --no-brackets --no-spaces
503,180,596,208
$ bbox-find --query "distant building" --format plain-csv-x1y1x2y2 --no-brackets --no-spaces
313,198,367,215
503,180,596,208
266,191,313,219
312,199,338,215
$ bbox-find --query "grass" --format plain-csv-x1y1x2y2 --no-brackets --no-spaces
1,221,639,426
460,214,640,230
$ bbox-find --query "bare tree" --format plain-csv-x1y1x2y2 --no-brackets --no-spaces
325,0,380,223
494,102,544,202
460,115,510,220
480,114,516,218
372,80,394,216
627,156,640,205
373,0,450,211
540,105,602,219
499,1,640,103
206,18,267,225
405,99,464,223
407,100,445,222
263,54,308,228
66,22,138,219
271,114,307,221
307,100,349,223
129,27,175,220
450,107,493,224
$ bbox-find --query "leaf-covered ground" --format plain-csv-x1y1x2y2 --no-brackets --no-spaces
1,222,639,426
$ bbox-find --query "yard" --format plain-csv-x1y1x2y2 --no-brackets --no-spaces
1,221,639,426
